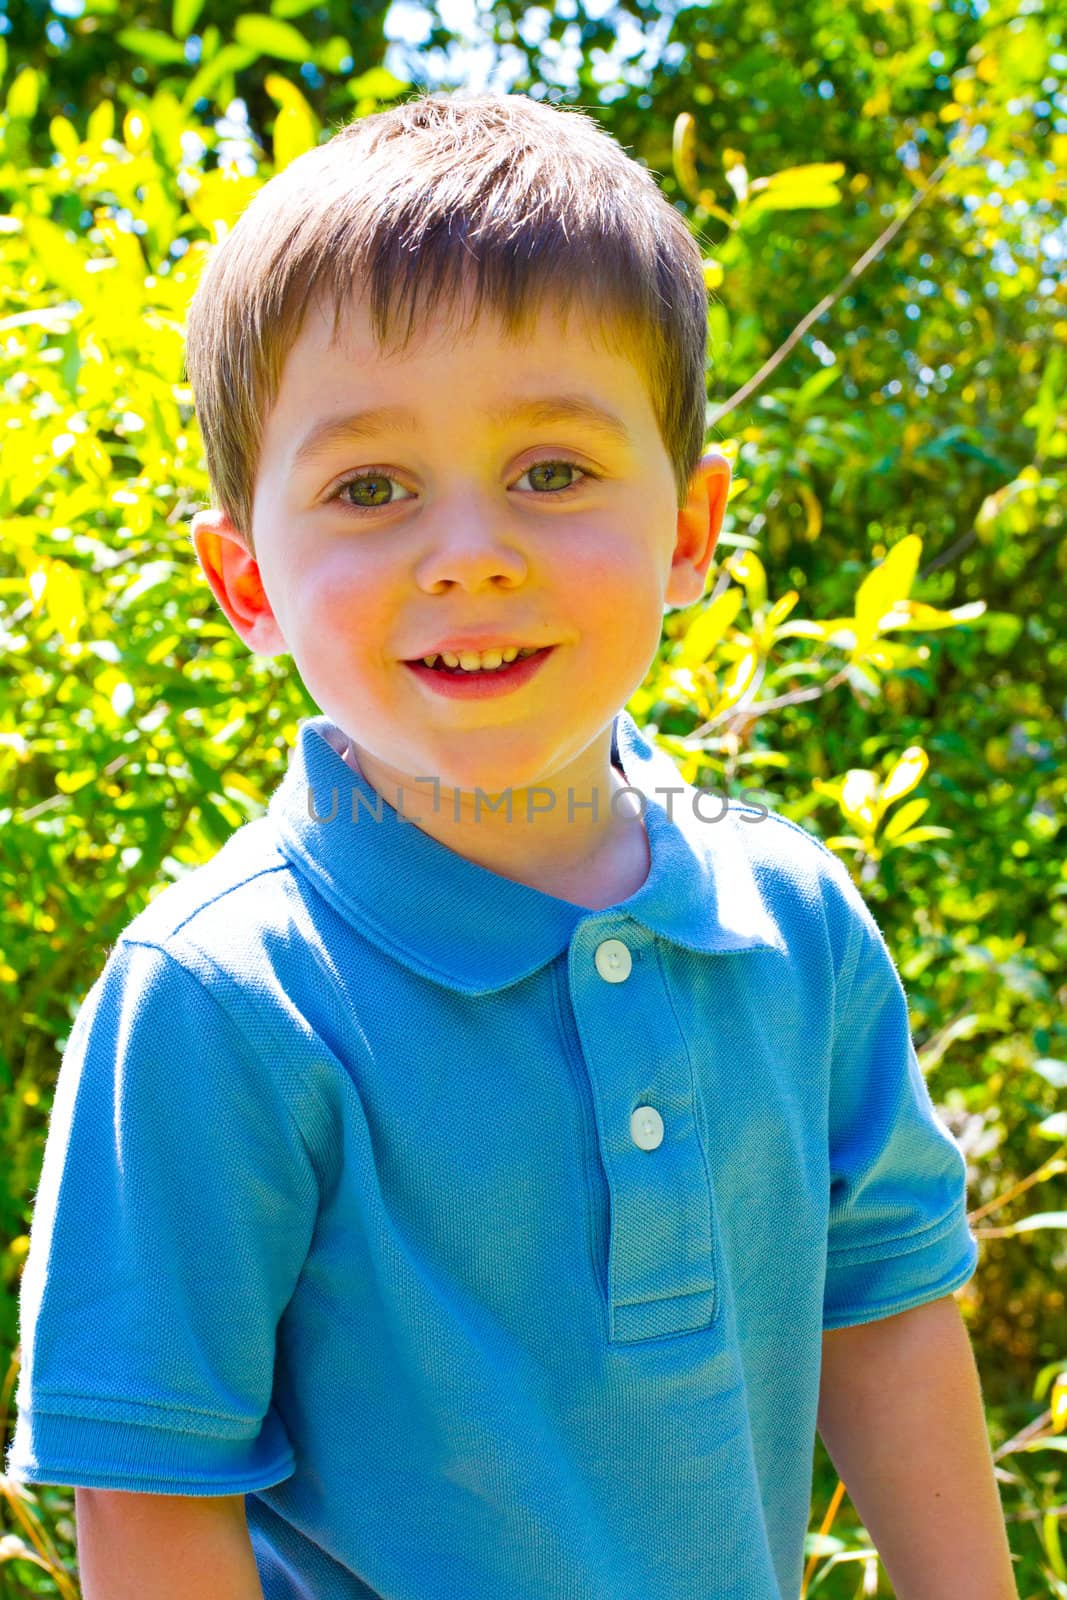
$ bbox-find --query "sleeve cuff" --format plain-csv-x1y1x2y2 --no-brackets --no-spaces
822,1204,979,1331
3,1398,296,1494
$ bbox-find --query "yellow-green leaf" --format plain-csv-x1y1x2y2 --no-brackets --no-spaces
744,163,845,214
725,550,767,614
263,72,310,116
173,0,207,38
87,100,115,144
891,825,952,847
1051,1373,1067,1432
43,560,86,648
123,108,152,153
881,745,928,805
764,589,799,630
774,619,828,641
54,768,95,795
840,768,879,828
180,44,259,113
678,586,744,669
673,112,699,203
854,534,922,652
882,796,930,841
711,646,759,714
273,102,319,170
185,167,261,235
49,115,80,160
345,66,410,100
116,28,189,66
879,598,987,631
234,15,312,62
6,66,40,120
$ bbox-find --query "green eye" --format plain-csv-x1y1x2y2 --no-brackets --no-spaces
329,457,598,513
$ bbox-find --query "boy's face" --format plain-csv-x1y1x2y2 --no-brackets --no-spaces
191,285,730,802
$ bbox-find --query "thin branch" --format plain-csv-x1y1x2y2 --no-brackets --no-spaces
707,148,960,431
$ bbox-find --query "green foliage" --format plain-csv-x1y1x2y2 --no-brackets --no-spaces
0,0,1064,1593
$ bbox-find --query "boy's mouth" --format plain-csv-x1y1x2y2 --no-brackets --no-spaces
406,645,548,674
402,646,556,696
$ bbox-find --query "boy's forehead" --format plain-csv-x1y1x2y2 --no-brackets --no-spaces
267,284,654,451
298,277,642,373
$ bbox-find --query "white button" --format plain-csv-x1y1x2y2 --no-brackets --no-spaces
594,938,632,983
631,1105,664,1150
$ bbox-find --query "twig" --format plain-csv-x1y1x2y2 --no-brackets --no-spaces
707,149,960,430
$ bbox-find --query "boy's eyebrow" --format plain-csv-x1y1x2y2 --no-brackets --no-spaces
289,393,634,472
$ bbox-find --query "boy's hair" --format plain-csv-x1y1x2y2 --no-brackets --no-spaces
183,89,712,552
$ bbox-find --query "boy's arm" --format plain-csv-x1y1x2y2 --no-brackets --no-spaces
816,1293,1017,1600
75,1488,264,1600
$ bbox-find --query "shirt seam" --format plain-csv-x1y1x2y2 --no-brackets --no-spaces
119,936,329,1191
20,1390,267,1433
162,857,293,941
825,1199,969,1263
830,904,865,1054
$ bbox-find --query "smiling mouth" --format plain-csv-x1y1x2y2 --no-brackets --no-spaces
405,647,552,673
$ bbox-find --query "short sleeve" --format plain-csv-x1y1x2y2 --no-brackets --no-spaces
823,892,979,1330
4,939,320,1493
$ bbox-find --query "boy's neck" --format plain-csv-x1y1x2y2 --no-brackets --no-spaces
324,728,650,911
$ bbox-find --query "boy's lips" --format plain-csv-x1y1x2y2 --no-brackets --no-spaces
402,645,556,697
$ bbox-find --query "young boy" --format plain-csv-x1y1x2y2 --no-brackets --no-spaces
5,91,1016,1600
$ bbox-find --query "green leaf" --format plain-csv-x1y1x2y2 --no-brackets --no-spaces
794,366,842,407
116,27,190,64
172,0,207,38
234,14,313,61
345,66,410,100
317,35,355,73
181,45,259,113
890,825,953,846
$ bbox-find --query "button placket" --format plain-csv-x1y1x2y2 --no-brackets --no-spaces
571,924,718,1342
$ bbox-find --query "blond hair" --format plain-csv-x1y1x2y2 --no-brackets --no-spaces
183,89,711,551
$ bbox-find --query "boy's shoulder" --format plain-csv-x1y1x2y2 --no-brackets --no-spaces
703,793,870,944
718,794,860,899
622,713,865,935
115,816,299,973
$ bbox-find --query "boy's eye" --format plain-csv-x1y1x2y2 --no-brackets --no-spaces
327,457,596,513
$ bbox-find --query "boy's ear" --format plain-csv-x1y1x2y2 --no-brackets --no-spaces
664,449,733,610
188,508,288,657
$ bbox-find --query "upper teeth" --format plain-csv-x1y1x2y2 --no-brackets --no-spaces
421,646,540,670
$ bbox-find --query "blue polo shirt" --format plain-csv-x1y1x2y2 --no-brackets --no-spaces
6,708,978,1599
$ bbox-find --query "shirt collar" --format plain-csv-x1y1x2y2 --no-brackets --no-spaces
267,708,783,995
